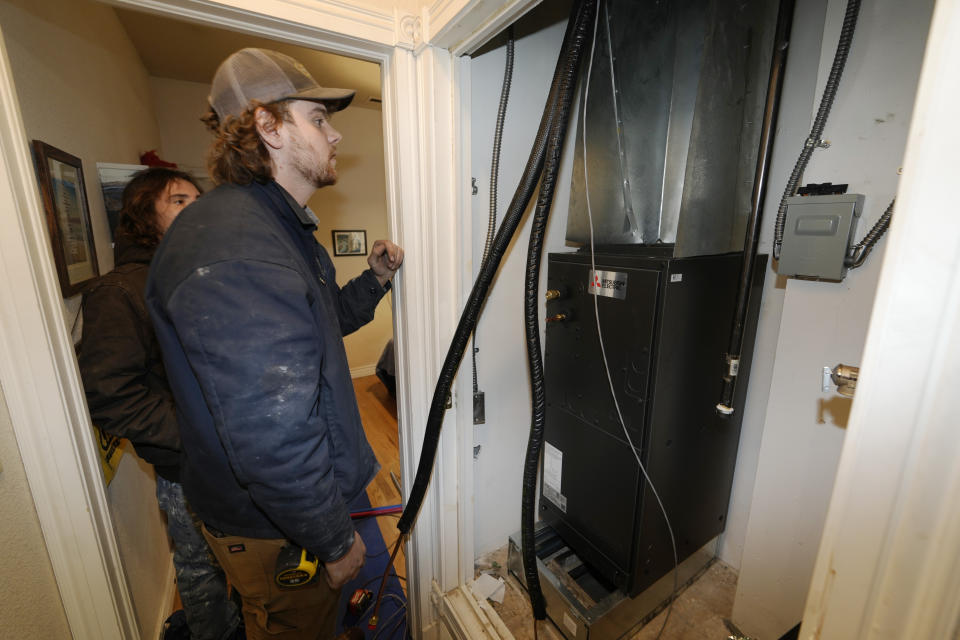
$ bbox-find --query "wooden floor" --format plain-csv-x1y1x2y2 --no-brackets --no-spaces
353,374,406,582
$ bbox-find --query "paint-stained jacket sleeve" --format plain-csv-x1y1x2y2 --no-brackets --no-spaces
165,258,354,561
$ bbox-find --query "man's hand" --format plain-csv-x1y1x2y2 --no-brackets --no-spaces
323,534,366,589
368,239,404,287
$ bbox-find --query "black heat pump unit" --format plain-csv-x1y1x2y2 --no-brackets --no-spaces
541,249,764,596
537,0,786,597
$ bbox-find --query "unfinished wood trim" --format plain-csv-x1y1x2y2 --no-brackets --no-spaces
801,1,960,637
434,581,516,639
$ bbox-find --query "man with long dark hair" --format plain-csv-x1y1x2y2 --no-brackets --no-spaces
79,167,242,640
147,49,403,639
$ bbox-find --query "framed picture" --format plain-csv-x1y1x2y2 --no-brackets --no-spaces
96,162,147,243
32,141,99,297
332,229,367,256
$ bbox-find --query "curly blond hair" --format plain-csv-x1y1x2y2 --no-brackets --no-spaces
201,101,290,185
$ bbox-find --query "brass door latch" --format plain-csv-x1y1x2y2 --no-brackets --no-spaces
822,363,859,397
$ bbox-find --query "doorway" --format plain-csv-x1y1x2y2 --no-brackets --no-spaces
0,0,434,637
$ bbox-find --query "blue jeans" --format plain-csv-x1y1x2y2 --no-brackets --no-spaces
156,475,241,640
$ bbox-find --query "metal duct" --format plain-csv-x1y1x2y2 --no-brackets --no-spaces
567,0,780,257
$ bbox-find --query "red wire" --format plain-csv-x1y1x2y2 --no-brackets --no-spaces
351,505,403,519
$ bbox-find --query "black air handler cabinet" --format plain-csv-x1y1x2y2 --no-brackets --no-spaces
541,250,765,597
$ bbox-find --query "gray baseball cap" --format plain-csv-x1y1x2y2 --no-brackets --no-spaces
209,48,355,121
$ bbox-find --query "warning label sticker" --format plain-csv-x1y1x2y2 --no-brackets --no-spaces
543,442,567,512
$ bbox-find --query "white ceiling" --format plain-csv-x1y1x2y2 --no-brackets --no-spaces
114,7,383,110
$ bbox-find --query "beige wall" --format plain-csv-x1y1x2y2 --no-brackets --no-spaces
147,76,212,186
309,105,394,374
0,385,70,639
0,0,174,636
149,76,394,373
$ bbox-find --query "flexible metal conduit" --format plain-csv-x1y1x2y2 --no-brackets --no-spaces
847,198,894,268
717,0,796,416
772,0,861,260
472,28,515,397
397,0,597,568
486,28,515,264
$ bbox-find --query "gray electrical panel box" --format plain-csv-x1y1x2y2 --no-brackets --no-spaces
778,194,864,281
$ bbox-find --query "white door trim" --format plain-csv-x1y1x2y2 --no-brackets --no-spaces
382,40,465,632
801,0,960,637
454,51,477,591
0,29,138,639
0,0,475,636
101,0,402,51
425,0,543,55
1,0,555,635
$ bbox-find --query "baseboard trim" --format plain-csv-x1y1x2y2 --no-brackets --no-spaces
350,364,378,379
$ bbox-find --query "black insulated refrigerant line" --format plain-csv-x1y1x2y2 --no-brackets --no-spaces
716,0,796,416
397,11,598,624
520,1,596,621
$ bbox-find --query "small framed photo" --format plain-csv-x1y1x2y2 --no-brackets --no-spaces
332,229,367,256
32,140,99,297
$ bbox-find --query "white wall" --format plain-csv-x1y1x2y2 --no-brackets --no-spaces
731,0,935,638
467,1,934,628
309,105,395,375
149,76,394,375
0,0,175,636
719,0,830,580
468,3,577,556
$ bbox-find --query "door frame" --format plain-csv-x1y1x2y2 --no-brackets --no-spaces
0,0,539,637
5,0,959,638
800,0,960,636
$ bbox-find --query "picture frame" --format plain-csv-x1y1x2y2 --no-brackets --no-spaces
332,229,367,256
96,162,147,243
32,140,99,297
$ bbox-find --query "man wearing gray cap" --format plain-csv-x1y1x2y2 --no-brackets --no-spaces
146,48,403,639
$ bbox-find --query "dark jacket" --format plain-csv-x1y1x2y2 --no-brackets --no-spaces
146,180,383,562
78,238,181,482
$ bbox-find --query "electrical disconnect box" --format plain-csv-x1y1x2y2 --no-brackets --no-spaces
778,194,864,281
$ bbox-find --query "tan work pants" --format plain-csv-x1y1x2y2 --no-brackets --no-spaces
202,526,341,639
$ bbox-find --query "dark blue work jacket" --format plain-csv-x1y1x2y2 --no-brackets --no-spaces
146,180,383,562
